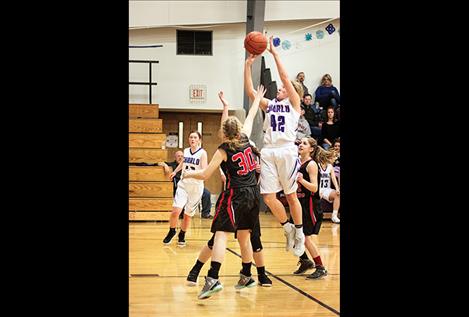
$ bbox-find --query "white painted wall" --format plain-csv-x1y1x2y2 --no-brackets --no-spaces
129,21,340,110
129,0,339,29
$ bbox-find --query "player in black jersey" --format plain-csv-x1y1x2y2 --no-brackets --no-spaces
293,137,336,279
185,88,273,290
183,88,267,300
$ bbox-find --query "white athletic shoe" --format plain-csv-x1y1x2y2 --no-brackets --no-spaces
331,216,340,224
284,223,296,251
291,231,305,257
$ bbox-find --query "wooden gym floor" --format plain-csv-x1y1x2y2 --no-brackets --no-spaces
129,212,340,317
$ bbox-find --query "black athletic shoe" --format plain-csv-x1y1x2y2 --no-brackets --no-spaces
293,259,315,274
163,229,176,245
306,266,328,280
186,269,200,286
258,274,273,287
177,231,186,247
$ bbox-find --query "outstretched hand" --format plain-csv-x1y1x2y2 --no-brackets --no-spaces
254,85,267,100
266,36,277,55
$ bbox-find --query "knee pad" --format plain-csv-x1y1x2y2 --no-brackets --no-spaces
250,234,263,252
207,234,215,249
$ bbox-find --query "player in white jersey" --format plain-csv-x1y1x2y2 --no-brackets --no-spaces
162,131,208,247
318,159,341,223
244,35,306,256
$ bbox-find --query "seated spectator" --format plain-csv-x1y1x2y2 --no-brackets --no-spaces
295,105,311,144
158,150,184,195
296,72,309,98
302,93,323,140
321,106,340,150
314,74,340,109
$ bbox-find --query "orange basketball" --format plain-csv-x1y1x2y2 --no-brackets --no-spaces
244,31,268,55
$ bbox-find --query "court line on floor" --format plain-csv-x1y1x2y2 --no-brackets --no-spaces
226,248,340,316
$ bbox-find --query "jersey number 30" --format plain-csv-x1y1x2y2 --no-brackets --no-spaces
232,147,257,175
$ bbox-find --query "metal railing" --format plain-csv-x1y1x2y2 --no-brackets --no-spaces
129,60,159,104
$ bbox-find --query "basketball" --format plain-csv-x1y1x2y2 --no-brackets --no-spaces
244,31,268,55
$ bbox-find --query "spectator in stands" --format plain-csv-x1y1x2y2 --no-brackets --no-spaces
321,106,340,150
314,74,340,109
302,93,323,140
159,150,184,195
296,105,312,144
296,72,309,98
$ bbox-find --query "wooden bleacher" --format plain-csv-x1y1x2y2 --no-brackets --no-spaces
129,104,171,221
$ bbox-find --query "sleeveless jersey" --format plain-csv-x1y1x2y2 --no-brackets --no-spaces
263,97,300,148
181,147,206,185
219,141,258,189
319,163,333,191
297,159,321,200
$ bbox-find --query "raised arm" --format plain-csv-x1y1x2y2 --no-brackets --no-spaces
244,54,269,111
218,91,230,140
266,36,301,112
242,85,266,138
183,149,226,181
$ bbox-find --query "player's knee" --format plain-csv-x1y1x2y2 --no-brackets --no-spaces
207,234,215,249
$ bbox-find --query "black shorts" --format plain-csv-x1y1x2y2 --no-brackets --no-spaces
211,186,260,233
292,196,323,236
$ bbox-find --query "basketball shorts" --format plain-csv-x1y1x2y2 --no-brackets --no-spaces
173,181,204,216
259,145,300,195
211,185,260,233
319,188,334,203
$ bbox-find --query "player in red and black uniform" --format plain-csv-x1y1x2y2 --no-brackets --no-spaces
292,137,336,279
183,115,264,300
185,88,272,293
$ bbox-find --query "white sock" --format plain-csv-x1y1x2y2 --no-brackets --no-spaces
332,210,339,218
283,222,293,232
295,227,304,237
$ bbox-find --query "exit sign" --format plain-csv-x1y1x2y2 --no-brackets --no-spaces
189,84,206,103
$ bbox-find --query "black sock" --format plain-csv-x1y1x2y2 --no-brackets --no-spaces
178,230,186,239
257,266,266,276
169,227,176,233
295,224,303,229
241,262,252,277
280,220,289,226
300,252,309,260
192,259,204,272
208,261,221,279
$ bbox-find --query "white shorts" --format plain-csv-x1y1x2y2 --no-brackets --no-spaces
319,188,334,203
259,145,300,195
173,181,204,216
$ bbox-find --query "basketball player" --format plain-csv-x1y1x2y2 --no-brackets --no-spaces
294,137,335,279
185,88,272,288
244,35,306,256
183,88,266,300
162,131,207,247
318,143,341,224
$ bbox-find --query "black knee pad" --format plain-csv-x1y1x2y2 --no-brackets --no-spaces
207,234,215,250
250,234,263,252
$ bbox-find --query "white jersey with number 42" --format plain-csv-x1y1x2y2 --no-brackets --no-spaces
263,98,300,148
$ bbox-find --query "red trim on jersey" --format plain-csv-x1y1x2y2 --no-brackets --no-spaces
309,196,316,225
227,188,235,227
213,190,226,221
